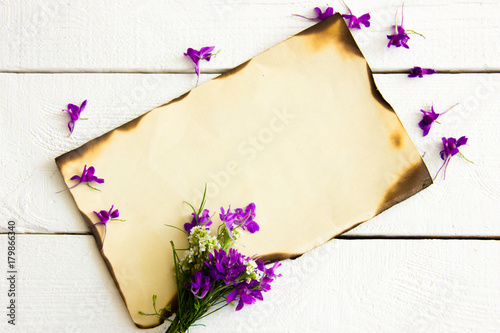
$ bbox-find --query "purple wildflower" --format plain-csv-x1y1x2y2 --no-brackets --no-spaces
184,209,212,233
185,271,211,299
62,100,87,135
435,136,468,180
387,4,410,48
70,164,104,189
226,260,282,311
220,206,236,234
57,164,104,193
409,66,436,78
184,46,218,85
313,6,335,20
204,248,247,285
387,4,425,49
387,24,410,49
227,281,260,311
220,203,260,236
233,203,259,233
293,6,335,21
341,1,370,29
418,103,458,137
419,106,439,137
93,205,123,250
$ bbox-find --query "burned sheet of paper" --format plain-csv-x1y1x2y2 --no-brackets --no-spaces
56,14,431,328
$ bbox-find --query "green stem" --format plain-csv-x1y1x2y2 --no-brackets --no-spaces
458,152,474,164
86,183,102,192
165,224,188,234
406,30,426,39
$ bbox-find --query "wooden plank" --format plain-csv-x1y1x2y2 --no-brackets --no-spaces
0,235,499,332
1,73,498,236
1,0,500,72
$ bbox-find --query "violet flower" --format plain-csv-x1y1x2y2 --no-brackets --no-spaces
409,66,436,78
56,164,104,193
184,209,212,233
418,103,458,137
226,260,282,311
185,271,211,299
434,136,469,180
387,25,410,49
227,281,260,311
387,5,424,49
293,6,335,21
204,248,247,285
70,164,104,190
93,205,124,250
220,206,236,235
62,100,87,135
184,46,218,86
341,1,370,29
220,203,260,237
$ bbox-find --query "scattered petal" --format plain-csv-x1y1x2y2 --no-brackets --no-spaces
62,100,87,135
341,1,370,29
387,5,423,49
93,205,124,250
418,103,458,136
435,136,469,180
409,66,436,78
184,46,219,85
293,6,335,21
184,209,212,233
57,164,104,193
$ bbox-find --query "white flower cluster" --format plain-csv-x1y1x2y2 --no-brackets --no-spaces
244,258,261,282
231,227,242,240
182,226,221,271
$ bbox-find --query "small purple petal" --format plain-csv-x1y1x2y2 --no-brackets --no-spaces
63,100,86,135
67,104,80,120
324,7,334,18
199,46,215,60
68,120,75,134
86,166,95,180
235,299,245,311
409,66,435,78
80,100,87,113
99,210,110,220
358,13,371,27
70,174,81,181
457,136,468,146
94,177,105,184
184,46,217,78
110,209,119,219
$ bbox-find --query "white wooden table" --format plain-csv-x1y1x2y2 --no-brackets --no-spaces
1,1,499,332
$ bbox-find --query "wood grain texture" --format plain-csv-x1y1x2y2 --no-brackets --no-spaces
0,235,499,332
1,1,499,331
0,73,497,236
1,0,500,72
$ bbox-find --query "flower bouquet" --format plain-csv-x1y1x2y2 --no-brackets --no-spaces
140,188,281,332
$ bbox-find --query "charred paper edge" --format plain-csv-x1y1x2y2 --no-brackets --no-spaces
55,13,432,329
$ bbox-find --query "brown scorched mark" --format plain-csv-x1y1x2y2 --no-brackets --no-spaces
81,207,174,329
376,161,433,216
258,252,304,263
365,63,393,112
154,90,191,109
214,59,252,81
297,13,363,58
390,131,403,149
55,91,193,168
